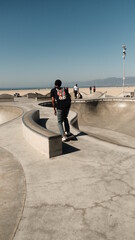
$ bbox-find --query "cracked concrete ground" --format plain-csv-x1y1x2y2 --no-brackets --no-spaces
0,98,135,240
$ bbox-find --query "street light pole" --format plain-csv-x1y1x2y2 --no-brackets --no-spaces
122,45,126,93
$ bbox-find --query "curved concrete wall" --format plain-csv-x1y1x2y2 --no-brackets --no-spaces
71,99,135,138
0,94,14,102
22,110,62,158
0,106,23,124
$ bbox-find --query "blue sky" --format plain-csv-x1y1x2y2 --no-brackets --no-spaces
0,0,135,88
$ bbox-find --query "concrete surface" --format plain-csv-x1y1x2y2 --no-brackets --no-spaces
0,94,14,102
0,147,26,240
22,109,62,157
71,99,135,148
0,98,135,240
0,105,23,124
70,91,106,100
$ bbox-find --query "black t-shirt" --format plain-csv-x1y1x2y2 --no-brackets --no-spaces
51,87,71,110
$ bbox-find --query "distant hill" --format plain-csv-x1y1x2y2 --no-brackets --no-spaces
67,77,135,88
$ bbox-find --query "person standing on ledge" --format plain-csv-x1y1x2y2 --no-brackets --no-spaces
51,79,72,141
73,84,79,99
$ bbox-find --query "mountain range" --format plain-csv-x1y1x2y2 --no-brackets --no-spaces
67,77,135,88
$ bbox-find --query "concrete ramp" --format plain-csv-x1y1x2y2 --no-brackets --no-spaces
81,91,106,99
71,100,135,147
0,106,23,125
0,94,14,102
70,91,106,100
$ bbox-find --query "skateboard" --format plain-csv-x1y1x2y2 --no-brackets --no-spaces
65,134,77,141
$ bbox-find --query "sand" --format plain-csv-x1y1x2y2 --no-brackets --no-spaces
0,89,51,96
76,86,135,96
0,86,135,97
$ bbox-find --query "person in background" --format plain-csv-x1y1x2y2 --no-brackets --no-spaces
93,85,96,92
73,84,79,99
90,86,92,94
51,79,72,141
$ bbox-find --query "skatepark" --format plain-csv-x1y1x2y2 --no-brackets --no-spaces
1,93,135,240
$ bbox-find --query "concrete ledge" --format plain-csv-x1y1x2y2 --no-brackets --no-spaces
24,92,51,101
36,92,51,101
0,94,14,102
22,110,62,158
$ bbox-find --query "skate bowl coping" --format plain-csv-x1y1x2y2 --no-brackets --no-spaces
0,105,23,125
22,110,62,158
71,98,135,148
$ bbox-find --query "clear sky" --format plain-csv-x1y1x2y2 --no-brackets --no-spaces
0,0,135,88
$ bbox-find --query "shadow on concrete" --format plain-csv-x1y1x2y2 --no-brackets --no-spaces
38,118,87,155
38,118,49,128
62,132,89,155
62,141,80,155
76,131,88,137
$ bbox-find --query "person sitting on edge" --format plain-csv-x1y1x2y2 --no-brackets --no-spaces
73,84,79,99
51,79,72,141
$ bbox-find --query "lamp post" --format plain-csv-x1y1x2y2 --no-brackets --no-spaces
122,45,126,93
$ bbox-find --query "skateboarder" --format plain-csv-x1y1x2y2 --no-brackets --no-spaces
51,79,74,141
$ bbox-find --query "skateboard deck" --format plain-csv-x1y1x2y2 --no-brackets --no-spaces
65,134,77,141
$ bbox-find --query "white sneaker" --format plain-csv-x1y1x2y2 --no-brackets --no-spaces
62,135,68,142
